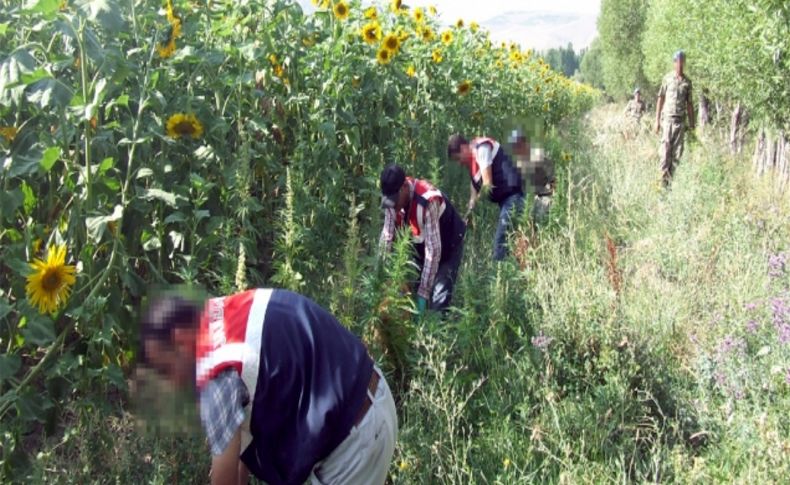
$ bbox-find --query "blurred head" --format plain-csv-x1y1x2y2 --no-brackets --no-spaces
508,130,530,160
633,88,641,101
380,164,410,211
673,50,685,75
447,134,472,166
139,295,202,388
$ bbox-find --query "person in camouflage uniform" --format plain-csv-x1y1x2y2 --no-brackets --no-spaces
655,50,695,186
623,88,646,138
509,131,555,227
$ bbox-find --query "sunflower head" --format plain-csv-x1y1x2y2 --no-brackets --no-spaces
364,6,377,19
383,33,400,53
0,126,18,143
376,47,392,65
455,19,464,28
428,5,437,16
457,80,472,95
166,113,204,140
406,65,416,77
361,21,382,44
420,27,434,42
413,7,424,23
495,59,504,69
470,21,479,33
333,1,349,20
26,244,76,315
390,0,402,12
441,30,453,45
432,49,443,64
157,38,176,59
397,28,410,42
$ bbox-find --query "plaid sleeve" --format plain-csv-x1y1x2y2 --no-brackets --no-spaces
199,369,249,456
379,207,396,253
417,201,442,300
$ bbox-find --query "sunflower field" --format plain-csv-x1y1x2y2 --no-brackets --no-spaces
0,0,598,481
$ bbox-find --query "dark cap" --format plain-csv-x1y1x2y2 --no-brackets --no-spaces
380,164,406,208
673,50,685,61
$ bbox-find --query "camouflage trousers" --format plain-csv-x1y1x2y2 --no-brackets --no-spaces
659,117,685,185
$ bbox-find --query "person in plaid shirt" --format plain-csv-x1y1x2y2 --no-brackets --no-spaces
379,164,466,314
138,289,397,485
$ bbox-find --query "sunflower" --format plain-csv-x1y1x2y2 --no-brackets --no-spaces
455,19,464,28
457,80,471,95
419,26,435,42
390,0,402,12
441,30,453,45
413,7,424,23
509,50,523,63
495,59,504,69
361,21,382,44
166,113,204,139
376,47,392,65
432,49,443,63
382,33,400,53
157,38,176,58
406,65,416,77
364,6,377,19
333,1,349,20
0,126,17,142
470,21,479,32
428,5,437,16
397,28,410,42
26,244,76,315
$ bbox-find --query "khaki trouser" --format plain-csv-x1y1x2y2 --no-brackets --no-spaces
309,366,398,485
659,117,685,185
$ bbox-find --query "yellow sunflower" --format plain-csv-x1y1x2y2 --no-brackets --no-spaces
26,244,76,315
470,21,479,33
157,38,176,58
382,33,400,53
495,59,504,69
390,0,402,12
509,50,523,63
166,113,204,139
377,47,392,65
397,28,410,42
432,48,443,63
364,6,377,19
428,5,437,16
455,19,464,28
457,80,472,95
333,1,349,20
413,7,424,23
419,26,435,42
441,30,453,45
0,126,18,142
406,65,416,77
361,21,382,44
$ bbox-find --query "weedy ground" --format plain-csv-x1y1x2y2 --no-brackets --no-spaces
18,105,790,483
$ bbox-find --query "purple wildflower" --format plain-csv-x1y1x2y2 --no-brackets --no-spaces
746,320,760,333
744,302,757,311
531,333,553,350
768,252,787,278
717,335,746,359
776,323,790,345
714,370,727,388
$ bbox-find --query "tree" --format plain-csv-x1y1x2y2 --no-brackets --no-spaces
579,38,605,90
597,0,650,98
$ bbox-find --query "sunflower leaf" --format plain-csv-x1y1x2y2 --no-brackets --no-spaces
144,188,184,208
21,315,55,347
85,204,123,243
0,353,21,381
76,0,124,32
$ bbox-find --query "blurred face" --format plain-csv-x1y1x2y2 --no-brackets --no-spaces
395,182,410,211
634,92,641,102
511,138,530,160
143,327,197,388
675,58,685,75
452,144,473,166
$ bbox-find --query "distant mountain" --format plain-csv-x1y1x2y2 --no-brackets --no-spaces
482,10,597,52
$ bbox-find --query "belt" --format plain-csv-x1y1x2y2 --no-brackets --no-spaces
353,370,380,426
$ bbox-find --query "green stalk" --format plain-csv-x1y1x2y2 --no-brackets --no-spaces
77,19,93,209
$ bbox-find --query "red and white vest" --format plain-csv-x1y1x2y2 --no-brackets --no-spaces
395,177,447,244
195,288,273,451
468,137,502,192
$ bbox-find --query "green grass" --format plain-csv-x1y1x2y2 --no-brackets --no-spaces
11,105,790,483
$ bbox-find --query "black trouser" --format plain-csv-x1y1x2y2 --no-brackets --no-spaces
412,238,465,313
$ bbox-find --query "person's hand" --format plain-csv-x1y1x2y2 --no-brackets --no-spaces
654,124,660,135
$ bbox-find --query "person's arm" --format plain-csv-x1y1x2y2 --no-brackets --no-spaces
466,181,479,220
211,431,241,485
379,208,396,253
417,201,442,303
655,81,666,133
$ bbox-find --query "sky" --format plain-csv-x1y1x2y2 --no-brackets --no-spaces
296,1,601,50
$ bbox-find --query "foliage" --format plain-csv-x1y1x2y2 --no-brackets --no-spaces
578,37,605,90
641,0,790,130
597,0,650,98
541,42,582,78
0,0,597,480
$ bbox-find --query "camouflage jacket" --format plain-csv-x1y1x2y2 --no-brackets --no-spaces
658,72,693,120
624,99,646,120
